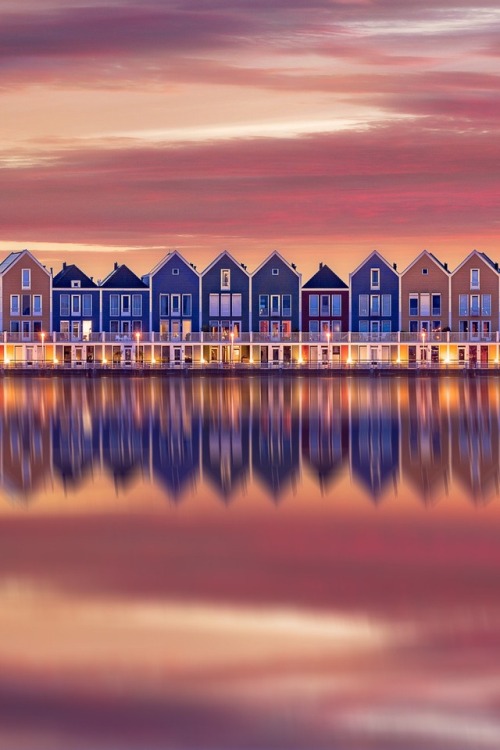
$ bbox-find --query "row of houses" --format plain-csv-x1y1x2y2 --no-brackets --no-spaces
1,247,499,365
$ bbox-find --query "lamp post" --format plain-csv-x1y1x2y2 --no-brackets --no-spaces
327,331,331,367
135,331,140,366
230,330,234,365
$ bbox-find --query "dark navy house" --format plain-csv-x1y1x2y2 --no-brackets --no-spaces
201,251,250,338
144,251,200,338
350,250,400,333
52,263,100,340
251,251,301,337
100,263,149,336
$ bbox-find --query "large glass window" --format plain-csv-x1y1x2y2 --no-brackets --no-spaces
221,269,230,290
470,268,480,289
271,295,280,315
21,268,31,289
83,295,92,317
209,293,219,316
182,294,192,317
420,293,430,316
320,295,330,316
482,294,491,316
33,295,42,315
309,320,319,333
409,294,419,316
160,294,169,316
259,295,269,316
358,294,369,317
282,294,292,317
220,293,231,316
370,295,380,315
121,295,131,315
470,295,480,316
381,320,391,332
232,294,242,317
381,294,391,317
10,295,20,315
171,294,181,316
331,294,341,317
359,320,369,333
432,294,441,316
309,295,319,316
459,294,468,316
132,294,142,316
71,295,81,315
370,269,380,289
22,295,31,316
110,294,119,317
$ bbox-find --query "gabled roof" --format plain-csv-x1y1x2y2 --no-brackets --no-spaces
251,250,301,279
53,263,97,288
147,250,199,279
349,250,399,279
303,263,347,289
0,248,51,277
201,250,250,277
401,250,450,276
451,249,499,276
100,263,148,289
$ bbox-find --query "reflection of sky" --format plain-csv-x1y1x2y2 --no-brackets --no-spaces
1,377,500,748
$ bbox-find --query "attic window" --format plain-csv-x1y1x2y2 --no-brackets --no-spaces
172,268,179,275
422,268,428,275
71,280,81,288
272,268,279,276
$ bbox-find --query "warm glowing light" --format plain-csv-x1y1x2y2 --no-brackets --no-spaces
396,357,401,364
151,357,156,364
443,356,450,364
4,358,9,365
135,333,140,343
298,356,303,364
53,357,58,364
347,357,352,365
102,357,107,364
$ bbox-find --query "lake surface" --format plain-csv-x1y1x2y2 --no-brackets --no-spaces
1,375,500,749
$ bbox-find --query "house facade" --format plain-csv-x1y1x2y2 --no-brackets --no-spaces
146,251,200,338
350,250,400,334
251,251,300,337
400,251,451,335
0,249,51,342
100,263,150,337
52,263,100,341
450,250,499,343
301,262,349,336
201,251,250,339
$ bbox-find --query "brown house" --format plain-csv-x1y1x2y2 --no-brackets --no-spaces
0,249,51,340
450,250,499,337
400,250,450,334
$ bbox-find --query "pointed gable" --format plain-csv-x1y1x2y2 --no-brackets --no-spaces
100,263,148,289
303,263,347,289
53,263,97,288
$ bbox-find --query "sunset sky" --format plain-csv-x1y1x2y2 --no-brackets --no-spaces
1,0,500,282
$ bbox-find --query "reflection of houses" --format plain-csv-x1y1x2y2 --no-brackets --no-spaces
52,411,97,489
150,381,201,500
251,379,300,500
350,380,399,501
450,379,500,502
201,379,250,500
301,379,349,490
400,379,450,504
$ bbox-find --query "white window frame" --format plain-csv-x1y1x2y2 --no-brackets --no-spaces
209,293,219,317
171,294,181,316
270,294,280,316
160,294,169,317
221,269,231,290
10,294,20,315
21,268,31,289
121,294,131,316
33,294,42,316
370,268,380,290
470,268,480,289
71,294,81,316
71,280,81,288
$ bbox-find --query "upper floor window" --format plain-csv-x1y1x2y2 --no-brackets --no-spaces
271,295,280,316
82,294,92,317
482,294,492,316
60,294,70,317
332,294,341,317
171,294,181,316
21,268,31,289
22,294,31,316
470,294,480,316
470,268,480,289
432,294,441,316
370,268,380,290
309,295,319,316
420,293,430,317
221,269,230,290
10,295,20,315
132,294,142,317
359,294,369,317
121,295,131,315
459,294,468,316
71,280,81,288
381,294,391,317
272,268,279,276
209,293,219,317
110,294,119,317
282,294,292,317
160,294,169,317
422,268,428,275
259,294,269,317
71,295,81,315
370,295,380,315
232,293,242,317
172,268,179,276
320,295,330,316
182,294,192,317
220,293,231,317
409,294,419,316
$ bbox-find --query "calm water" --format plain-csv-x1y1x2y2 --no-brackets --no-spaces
1,375,500,749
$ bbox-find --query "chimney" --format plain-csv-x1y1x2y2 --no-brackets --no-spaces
90,276,93,282
291,263,296,270
114,262,118,270
50,267,53,275
241,263,247,270
393,262,397,271
495,262,499,272
63,262,66,270
444,262,448,271
319,262,323,270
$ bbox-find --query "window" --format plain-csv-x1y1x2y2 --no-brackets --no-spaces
132,294,142,317
359,294,369,317
409,294,419,316
370,295,380,315
370,321,380,333
21,268,31,289
71,280,81,288
422,268,428,275
320,295,330,316
282,294,292,317
470,295,480,316
160,294,169,316
259,320,269,334
482,294,491,316
421,321,430,333
172,268,179,276
432,294,441,316
381,294,391,317
271,295,280,315
381,320,391,332
220,293,231,316
122,321,131,335
132,320,142,333
331,295,341,317
409,321,419,333
110,320,119,333
459,320,468,333
483,321,491,335
370,268,380,290
359,320,369,333
470,268,480,289
60,321,70,335
209,293,219,316
282,320,291,336
232,294,242,317
182,294,192,317
22,295,31,316
420,293,430,317
272,268,279,276
432,320,441,331
72,295,81,315
10,321,20,334
171,294,181,316
10,295,20,315
82,294,92,317
309,295,319,316
221,269,230,289
72,321,80,338
459,294,468,316
309,320,319,333
259,295,269,316
121,295,131,315
33,295,42,315
110,294,119,317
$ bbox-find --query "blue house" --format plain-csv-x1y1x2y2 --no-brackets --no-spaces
251,251,301,337
143,250,200,337
350,250,400,333
201,251,250,338
100,262,149,337
52,262,100,340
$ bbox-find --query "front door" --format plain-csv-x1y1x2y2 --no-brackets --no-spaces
469,346,477,366
63,346,72,364
480,346,488,365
